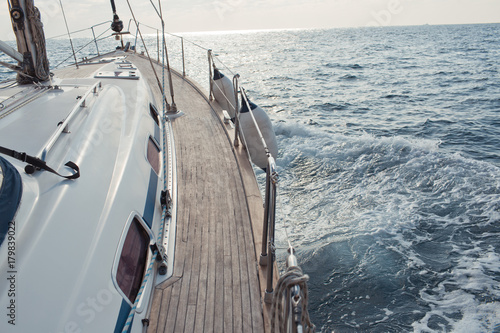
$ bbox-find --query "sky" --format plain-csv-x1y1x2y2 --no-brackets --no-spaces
0,0,500,40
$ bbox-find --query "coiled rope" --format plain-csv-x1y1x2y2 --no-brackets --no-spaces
25,0,50,80
271,264,315,333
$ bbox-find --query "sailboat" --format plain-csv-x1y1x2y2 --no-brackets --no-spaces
0,0,314,332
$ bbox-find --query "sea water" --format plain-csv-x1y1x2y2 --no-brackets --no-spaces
1,24,499,332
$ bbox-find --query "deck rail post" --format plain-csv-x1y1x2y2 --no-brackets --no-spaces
208,49,214,100
260,161,271,265
91,27,100,57
233,75,241,147
181,37,186,76
133,22,139,52
163,41,177,112
264,156,278,303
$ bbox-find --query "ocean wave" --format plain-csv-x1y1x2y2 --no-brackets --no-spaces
340,74,358,80
310,102,352,112
275,116,500,331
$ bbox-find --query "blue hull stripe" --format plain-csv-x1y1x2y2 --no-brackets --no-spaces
114,300,132,333
143,169,158,227
113,165,158,331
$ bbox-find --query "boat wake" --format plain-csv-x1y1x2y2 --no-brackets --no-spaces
274,120,500,332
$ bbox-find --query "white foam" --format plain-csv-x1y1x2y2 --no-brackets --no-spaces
276,121,500,245
410,243,500,332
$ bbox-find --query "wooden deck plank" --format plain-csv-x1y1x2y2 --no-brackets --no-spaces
173,226,194,332
147,288,163,333
155,286,172,332
230,206,244,332
164,277,181,331
187,194,203,306
218,132,244,333
184,305,197,333
234,190,254,333
203,194,217,333
214,210,225,333
193,221,209,332
228,147,266,332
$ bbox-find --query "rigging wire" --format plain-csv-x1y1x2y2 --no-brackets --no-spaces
57,0,79,68
157,0,177,111
0,80,18,89
276,184,293,250
148,0,162,19
124,0,171,110
158,0,167,116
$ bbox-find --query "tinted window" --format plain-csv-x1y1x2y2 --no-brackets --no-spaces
147,137,160,175
149,104,160,126
116,217,149,303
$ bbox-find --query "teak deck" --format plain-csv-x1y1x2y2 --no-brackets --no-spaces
55,52,275,332
131,54,275,332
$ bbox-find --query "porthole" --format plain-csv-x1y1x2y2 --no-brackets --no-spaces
147,136,160,175
149,103,160,126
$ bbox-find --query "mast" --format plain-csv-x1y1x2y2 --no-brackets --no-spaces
6,0,50,82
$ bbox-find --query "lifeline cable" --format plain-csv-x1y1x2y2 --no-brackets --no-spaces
53,28,113,69
47,21,111,40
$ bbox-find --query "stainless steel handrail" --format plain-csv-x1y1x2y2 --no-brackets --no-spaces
232,74,241,147
39,81,102,161
264,156,278,303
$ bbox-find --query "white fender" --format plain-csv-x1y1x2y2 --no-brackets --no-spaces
239,101,278,170
212,68,236,119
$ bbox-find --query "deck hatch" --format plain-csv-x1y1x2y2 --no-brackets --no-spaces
94,70,139,80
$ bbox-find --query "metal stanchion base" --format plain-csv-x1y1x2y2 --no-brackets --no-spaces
166,110,184,120
264,290,274,304
259,253,268,266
